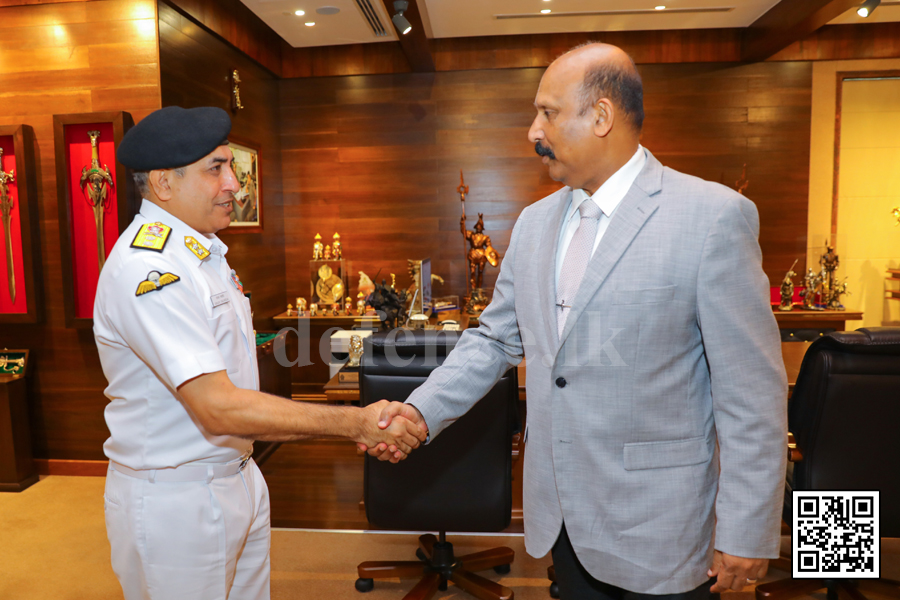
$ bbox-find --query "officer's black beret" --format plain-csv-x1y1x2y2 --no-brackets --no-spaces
117,106,232,170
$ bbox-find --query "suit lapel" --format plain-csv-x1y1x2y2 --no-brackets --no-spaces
557,152,665,348
537,187,572,356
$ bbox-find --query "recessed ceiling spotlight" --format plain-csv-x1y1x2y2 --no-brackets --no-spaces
294,9,305,16
305,21,316,26
857,0,880,17
655,5,666,9
316,6,340,15
541,8,551,13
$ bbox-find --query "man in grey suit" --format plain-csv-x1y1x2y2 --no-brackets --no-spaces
366,42,787,600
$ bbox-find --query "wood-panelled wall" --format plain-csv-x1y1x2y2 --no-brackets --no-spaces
0,0,161,460
279,61,810,317
158,1,286,334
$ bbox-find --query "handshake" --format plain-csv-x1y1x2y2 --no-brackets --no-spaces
354,400,427,464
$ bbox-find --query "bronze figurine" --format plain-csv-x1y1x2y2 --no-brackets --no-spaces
779,259,798,311
312,233,324,260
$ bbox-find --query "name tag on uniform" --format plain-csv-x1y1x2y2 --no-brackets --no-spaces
211,292,230,308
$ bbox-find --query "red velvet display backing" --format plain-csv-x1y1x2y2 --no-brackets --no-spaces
64,123,119,319
0,135,26,314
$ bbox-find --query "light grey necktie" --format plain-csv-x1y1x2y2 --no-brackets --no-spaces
556,198,602,338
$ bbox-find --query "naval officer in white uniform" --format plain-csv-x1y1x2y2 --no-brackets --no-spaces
93,106,427,600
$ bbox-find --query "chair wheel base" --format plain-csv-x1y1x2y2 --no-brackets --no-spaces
550,582,560,598
355,578,374,593
438,578,448,591
416,548,427,561
493,563,511,575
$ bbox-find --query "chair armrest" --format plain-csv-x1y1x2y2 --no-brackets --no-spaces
787,432,803,462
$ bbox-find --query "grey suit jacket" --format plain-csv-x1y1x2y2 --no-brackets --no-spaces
407,150,788,594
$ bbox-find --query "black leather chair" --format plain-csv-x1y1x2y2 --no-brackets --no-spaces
355,329,519,600
756,327,900,600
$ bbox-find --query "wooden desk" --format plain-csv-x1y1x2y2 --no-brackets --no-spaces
774,309,863,331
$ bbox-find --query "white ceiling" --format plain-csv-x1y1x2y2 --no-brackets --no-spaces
238,0,900,49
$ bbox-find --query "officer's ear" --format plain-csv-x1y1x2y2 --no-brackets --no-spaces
148,169,172,202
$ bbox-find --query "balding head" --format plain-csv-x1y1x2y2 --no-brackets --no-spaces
558,42,644,133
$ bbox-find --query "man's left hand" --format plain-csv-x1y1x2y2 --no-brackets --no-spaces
708,550,768,592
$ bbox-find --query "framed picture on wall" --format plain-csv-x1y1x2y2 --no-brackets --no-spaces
53,111,135,329
0,125,42,324
227,138,262,232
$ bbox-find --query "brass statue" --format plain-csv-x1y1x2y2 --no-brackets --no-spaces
0,148,16,304
312,233,324,259
829,278,850,311
310,303,318,316
296,297,307,314
286,303,293,317
357,292,367,316
80,130,114,272
332,232,342,258
779,259,798,311
347,334,364,368
323,245,332,260
458,170,499,313
344,297,352,315
820,243,839,306
799,268,823,310
231,70,244,112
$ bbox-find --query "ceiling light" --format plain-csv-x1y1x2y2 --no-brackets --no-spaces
655,5,666,9
294,9,305,15
392,0,412,35
541,8,551,13
305,21,315,26
857,0,880,16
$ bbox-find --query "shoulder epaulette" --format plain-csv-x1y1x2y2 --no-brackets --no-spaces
130,222,172,252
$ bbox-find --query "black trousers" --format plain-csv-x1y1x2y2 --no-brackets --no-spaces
551,523,717,600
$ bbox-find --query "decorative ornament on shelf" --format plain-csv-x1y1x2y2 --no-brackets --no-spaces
286,303,293,317
799,268,823,310
312,233,324,259
358,271,375,297
231,69,244,112
357,292,367,316
80,130,114,272
347,334,363,368
344,296,352,315
820,243,842,310
779,259,798,311
458,170,500,315
323,244,332,260
296,297,307,314
309,303,318,317
332,232,342,258
892,206,900,226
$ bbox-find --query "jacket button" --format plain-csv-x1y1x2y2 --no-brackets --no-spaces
555,377,566,388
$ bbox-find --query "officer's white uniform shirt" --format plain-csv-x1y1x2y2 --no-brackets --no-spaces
94,199,258,470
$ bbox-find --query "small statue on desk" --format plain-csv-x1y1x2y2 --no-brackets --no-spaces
310,303,318,317
331,303,340,316
820,243,840,308
368,279,407,330
323,245,332,260
347,334,363,368
779,259,798,311
296,297,307,314
799,268,824,310
332,232,342,259
312,234,324,260
828,278,850,311
286,303,293,317
344,297,352,315
461,213,500,314
357,292,367,316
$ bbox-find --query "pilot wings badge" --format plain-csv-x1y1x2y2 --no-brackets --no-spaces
135,270,180,296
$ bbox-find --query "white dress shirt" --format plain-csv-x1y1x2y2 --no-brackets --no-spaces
94,199,258,470
554,145,647,289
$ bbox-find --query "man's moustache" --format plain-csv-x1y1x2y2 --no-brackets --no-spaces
535,142,556,160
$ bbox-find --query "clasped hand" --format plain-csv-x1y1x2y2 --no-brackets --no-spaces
355,400,427,463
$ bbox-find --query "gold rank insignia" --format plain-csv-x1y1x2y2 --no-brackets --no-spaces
184,236,210,260
130,222,172,252
135,271,180,296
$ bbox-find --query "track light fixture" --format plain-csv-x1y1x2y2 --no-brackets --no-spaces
857,0,880,17
392,0,412,35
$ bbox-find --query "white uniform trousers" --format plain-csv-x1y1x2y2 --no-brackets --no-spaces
104,459,271,600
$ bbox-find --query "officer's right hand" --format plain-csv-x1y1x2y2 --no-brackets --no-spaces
354,400,425,462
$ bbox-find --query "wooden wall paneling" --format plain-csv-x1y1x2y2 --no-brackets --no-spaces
0,0,161,461
741,0,860,62
0,124,43,324
158,0,286,336
281,41,411,79
771,22,900,62
161,0,284,77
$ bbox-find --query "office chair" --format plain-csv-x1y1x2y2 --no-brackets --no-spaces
354,329,519,600
756,327,900,600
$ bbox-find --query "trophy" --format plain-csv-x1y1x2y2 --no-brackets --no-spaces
80,130,114,271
